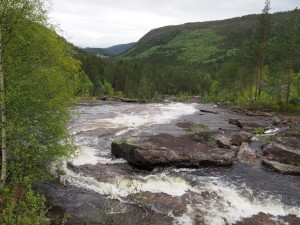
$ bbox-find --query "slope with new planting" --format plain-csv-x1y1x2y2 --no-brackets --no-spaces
120,11,291,68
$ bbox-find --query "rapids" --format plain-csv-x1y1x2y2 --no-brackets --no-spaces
54,101,300,224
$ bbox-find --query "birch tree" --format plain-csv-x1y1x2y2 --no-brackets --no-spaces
1,0,79,187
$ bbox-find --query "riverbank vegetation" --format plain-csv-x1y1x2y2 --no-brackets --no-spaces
0,0,83,223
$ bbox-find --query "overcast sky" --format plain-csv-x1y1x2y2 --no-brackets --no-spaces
48,0,299,48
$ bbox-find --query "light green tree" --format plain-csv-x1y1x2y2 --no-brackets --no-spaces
1,0,80,187
0,0,48,188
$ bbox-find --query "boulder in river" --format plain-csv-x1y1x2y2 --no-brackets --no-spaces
237,142,256,164
262,159,300,175
111,134,237,169
262,142,300,164
231,131,253,146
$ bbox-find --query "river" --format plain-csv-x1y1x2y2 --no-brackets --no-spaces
39,101,300,225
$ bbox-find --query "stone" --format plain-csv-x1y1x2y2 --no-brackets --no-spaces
229,118,245,128
237,142,256,163
111,134,237,169
262,159,300,175
199,109,218,114
231,131,253,146
216,136,231,149
262,142,300,164
230,145,239,152
272,116,281,126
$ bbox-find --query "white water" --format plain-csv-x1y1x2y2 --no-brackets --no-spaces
69,102,198,135
60,165,300,225
63,102,300,225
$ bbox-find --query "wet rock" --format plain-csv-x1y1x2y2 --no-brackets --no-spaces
132,192,187,217
113,96,146,103
229,118,245,128
216,136,231,149
35,181,172,225
245,111,257,116
278,127,300,137
234,213,285,225
231,131,253,146
262,142,300,164
262,112,273,117
262,159,300,175
272,116,281,126
231,145,239,152
199,109,218,114
111,134,236,169
237,142,256,164
99,95,108,101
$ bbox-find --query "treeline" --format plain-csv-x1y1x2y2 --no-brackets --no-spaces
213,2,300,110
78,50,212,100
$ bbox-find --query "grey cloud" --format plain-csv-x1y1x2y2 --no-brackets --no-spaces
49,0,299,47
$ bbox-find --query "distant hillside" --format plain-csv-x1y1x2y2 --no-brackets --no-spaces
120,11,292,68
84,48,113,58
84,42,136,58
105,42,136,55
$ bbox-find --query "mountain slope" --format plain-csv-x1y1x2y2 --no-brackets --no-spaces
120,11,292,67
84,42,136,58
105,42,136,55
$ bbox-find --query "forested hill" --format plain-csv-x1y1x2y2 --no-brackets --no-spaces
120,11,291,67
84,42,136,58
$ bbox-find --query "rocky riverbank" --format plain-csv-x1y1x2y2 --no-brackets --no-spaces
112,108,300,176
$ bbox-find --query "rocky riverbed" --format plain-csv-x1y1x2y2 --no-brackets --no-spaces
35,100,300,225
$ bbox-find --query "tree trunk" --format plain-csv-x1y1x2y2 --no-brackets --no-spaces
0,28,7,188
286,57,293,106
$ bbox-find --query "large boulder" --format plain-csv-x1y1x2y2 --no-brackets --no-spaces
262,142,300,164
231,131,253,146
111,134,237,169
237,142,256,164
262,159,300,175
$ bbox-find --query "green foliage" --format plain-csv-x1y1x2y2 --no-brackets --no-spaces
255,127,265,135
77,71,94,96
0,186,48,225
176,92,189,101
3,19,79,183
190,122,208,133
135,29,224,66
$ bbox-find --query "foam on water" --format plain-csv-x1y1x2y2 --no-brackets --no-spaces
61,168,192,198
174,174,300,225
71,146,126,166
60,164,300,225
265,128,280,134
70,102,198,135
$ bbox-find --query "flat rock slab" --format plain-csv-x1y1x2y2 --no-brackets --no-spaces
263,142,300,164
111,134,236,169
234,213,300,225
262,159,300,175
